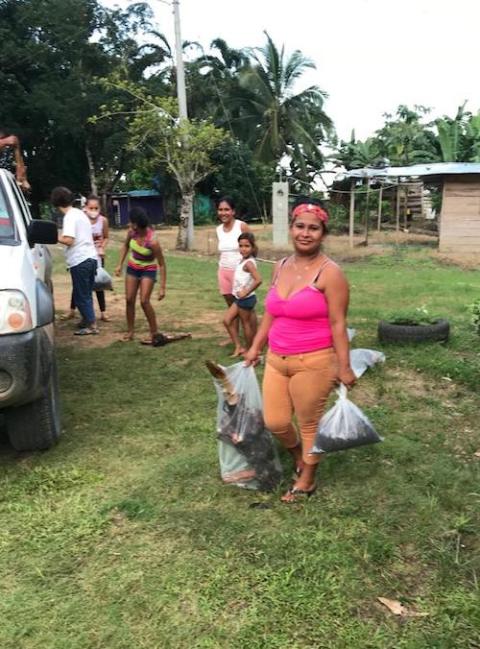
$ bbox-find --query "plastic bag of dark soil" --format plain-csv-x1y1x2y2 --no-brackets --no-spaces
207,361,283,491
310,384,383,454
93,266,113,291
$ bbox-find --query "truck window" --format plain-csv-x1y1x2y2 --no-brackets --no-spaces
0,184,16,242
8,176,31,228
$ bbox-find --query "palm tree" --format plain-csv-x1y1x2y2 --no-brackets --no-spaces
187,39,250,122
236,32,333,176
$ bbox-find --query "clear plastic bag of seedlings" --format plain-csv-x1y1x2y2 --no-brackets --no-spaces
350,348,385,379
207,360,283,491
310,384,383,455
93,265,113,291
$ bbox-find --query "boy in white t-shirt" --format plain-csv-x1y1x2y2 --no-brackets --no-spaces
51,186,99,335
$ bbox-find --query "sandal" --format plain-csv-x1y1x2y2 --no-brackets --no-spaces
281,485,317,503
74,327,99,336
151,333,191,347
120,333,134,342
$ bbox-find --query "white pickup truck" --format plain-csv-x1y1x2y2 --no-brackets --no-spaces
0,169,60,450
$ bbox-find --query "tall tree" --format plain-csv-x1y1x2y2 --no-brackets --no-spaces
104,83,227,249
0,0,163,204
375,105,437,166
235,32,333,180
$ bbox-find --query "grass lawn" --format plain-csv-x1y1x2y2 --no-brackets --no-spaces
0,238,479,648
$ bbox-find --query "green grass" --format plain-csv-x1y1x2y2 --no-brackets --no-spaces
0,245,479,648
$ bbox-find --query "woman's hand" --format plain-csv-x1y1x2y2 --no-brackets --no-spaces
337,366,356,389
158,287,166,301
243,346,260,367
114,265,122,277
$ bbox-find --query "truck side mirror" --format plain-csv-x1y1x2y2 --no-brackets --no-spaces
27,219,58,246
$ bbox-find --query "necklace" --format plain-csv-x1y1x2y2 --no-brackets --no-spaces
290,253,324,280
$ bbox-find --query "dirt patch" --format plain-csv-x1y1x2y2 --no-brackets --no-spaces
385,366,458,399
54,268,223,349
54,272,130,348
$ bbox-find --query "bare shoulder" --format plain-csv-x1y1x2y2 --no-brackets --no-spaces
240,220,250,233
317,259,348,289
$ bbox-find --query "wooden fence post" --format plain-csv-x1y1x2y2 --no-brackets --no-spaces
349,179,355,248
395,182,401,233
377,184,383,231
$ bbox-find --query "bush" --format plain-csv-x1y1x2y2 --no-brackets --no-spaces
325,203,349,234
468,299,480,335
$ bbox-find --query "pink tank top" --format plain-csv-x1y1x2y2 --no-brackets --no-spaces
265,259,333,355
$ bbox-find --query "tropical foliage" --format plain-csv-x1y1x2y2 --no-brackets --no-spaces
3,0,480,233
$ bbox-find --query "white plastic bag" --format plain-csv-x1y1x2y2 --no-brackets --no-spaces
350,348,385,379
310,384,383,454
93,266,113,291
213,362,282,491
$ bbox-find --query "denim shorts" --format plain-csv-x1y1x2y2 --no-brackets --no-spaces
127,266,157,281
235,295,257,310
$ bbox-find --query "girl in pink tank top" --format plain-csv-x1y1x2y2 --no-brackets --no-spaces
244,197,356,503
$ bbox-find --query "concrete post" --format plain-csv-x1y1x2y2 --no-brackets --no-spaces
272,181,289,247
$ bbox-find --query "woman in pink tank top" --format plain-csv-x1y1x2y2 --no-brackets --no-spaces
244,197,356,503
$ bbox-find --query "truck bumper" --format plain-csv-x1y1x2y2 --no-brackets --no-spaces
0,324,54,408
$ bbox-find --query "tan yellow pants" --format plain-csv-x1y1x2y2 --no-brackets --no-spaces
263,348,337,465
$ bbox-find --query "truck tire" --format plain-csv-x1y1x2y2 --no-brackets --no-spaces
378,319,450,344
6,359,61,451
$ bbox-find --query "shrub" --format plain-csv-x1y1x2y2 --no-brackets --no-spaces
468,299,480,335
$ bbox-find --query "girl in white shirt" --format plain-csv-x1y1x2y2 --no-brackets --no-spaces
223,232,262,356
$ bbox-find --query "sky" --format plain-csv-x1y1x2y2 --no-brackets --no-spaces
103,0,480,142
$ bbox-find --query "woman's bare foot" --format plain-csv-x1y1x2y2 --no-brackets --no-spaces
230,346,246,358
60,310,76,321
121,332,134,342
101,313,111,322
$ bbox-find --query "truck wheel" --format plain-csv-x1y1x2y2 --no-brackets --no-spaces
6,360,61,451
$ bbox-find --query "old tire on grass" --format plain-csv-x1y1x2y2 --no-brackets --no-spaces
6,359,61,451
378,319,450,344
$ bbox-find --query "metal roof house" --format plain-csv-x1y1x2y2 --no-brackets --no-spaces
108,189,165,227
339,163,480,254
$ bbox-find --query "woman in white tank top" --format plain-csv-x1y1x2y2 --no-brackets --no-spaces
215,196,250,350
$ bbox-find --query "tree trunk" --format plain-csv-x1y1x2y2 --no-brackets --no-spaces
85,142,98,195
176,191,194,250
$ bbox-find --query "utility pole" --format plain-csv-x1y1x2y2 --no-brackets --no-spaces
172,0,188,120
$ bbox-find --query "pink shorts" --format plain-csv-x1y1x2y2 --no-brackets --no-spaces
218,267,235,295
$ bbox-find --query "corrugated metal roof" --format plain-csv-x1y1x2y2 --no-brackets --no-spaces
127,189,160,197
338,162,480,180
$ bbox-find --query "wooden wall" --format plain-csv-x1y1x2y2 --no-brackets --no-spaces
439,175,480,254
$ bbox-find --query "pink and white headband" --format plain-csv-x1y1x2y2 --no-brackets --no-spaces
291,203,328,225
